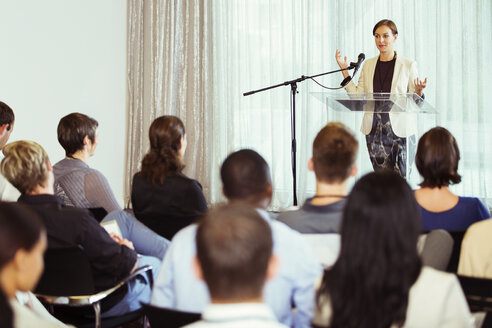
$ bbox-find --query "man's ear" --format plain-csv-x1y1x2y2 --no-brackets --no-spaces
265,184,273,199
0,124,8,136
46,160,53,172
307,158,314,172
349,164,358,177
192,256,204,281
265,255,279,281
83,135,90,146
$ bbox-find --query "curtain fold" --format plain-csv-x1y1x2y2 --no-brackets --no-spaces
126,0,212,205
127,0,492,209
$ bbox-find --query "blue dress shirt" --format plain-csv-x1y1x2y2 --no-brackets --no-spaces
151,209,323,328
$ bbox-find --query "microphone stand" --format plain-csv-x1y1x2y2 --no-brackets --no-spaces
243,66,354,206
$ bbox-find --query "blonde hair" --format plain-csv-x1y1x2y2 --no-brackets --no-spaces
1,141,50,194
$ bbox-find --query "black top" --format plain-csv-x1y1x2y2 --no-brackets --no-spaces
18,194,137,291
373,56,396,93
131,173,208,240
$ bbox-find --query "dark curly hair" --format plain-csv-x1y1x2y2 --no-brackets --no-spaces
317,171,422,328
140,116,185,185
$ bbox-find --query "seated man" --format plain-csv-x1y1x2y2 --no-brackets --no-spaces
458,218,492,277
184,204,286,328
0,140,161,317
152,149,322,328
0,101,20,201
277,122,358,233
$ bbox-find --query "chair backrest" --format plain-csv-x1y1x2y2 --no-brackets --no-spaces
420,229,454,271
141,303,201,328
302,234,341,268
446,230,466,273
34,246,95,296
458,275,492,312
88,207,108,222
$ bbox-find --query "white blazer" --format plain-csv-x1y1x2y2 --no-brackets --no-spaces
344,55,420,138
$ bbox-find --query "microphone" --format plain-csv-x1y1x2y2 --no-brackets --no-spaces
350,53,365,77
340,76,352,87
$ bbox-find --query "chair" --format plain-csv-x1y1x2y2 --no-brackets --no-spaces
457,275,492,328
302,234,341,268
419,229,454,271
88,207,108,222
141,302,201,328
446,230,466,273
34,247,153,328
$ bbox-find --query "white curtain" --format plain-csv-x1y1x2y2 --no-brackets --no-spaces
127,0,492,210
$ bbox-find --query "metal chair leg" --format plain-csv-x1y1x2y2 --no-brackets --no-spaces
93,302,101,328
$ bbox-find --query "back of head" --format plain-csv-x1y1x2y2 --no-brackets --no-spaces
318,171,421,328
0,202,43,328
57,113,98,157
415,126,461,188
0,102,15,128
1,141,50,194
0,202,44,328
196,204,273,301
0,202,44,270
140,115,185,185
220,149,271,205
312,122,358,183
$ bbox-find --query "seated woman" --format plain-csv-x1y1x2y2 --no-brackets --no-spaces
53,113,169,259
313,171,473,328
54,113,119,213
0,202,72,328
131,116,207,240
414,127,490,231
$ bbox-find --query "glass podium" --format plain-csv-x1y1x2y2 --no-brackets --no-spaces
310,92,437,184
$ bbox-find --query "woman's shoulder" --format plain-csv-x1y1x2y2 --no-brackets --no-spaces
457,196,488,210
395,55,416,66
133,172,202,189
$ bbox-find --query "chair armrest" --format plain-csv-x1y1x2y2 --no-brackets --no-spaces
34,265,153,306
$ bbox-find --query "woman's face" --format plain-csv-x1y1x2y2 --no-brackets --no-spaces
16,232,47,292
374,25,397,54
179,134,187,158
88,128,99,157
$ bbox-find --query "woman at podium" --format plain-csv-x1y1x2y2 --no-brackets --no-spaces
335,19,427,177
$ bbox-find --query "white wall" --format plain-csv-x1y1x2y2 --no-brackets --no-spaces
0,1,128,206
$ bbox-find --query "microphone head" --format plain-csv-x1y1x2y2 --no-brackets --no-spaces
358,53,365,61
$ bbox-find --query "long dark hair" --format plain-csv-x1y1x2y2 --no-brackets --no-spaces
317,171,422,328
140,116,185,185
0,202,45,328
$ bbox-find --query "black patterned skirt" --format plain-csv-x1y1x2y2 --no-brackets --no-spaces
365,113,415,178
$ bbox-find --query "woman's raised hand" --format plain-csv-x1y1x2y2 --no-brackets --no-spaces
414,77,427,96
335,49,348,69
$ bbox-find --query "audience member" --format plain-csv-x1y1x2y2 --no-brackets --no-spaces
414,127,490,231
52,113,169,258
183,204,286,328
0,101,20,201
458,218,492,278
1,140,161,317
277,122,358,233
53,112,120,213
313,171,473,328
0,201,72,327
151,149,322,328
131,115,207,240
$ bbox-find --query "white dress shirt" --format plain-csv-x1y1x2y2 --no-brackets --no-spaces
183,303,288,328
